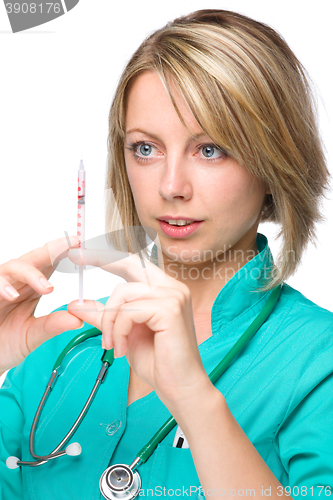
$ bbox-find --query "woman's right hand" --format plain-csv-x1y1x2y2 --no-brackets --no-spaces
0,235,84,375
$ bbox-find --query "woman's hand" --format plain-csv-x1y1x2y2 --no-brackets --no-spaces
66,248,211,409
0,235,84,374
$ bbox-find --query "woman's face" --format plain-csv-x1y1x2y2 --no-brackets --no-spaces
124,71,268,267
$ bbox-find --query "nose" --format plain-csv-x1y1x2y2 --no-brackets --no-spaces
158,154,193,201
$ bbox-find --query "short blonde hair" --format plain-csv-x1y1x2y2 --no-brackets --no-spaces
106,9,330,291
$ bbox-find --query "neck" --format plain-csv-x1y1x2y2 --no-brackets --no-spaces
162,231,259,317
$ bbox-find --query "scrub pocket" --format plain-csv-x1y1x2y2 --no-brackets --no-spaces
147,443,203,499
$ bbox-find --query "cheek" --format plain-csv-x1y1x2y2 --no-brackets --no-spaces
125,163,153,217
208,169,265,222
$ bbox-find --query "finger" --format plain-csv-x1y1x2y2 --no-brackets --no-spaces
0,262,54,297
26,310,85,354
67,290,154,350
67,247,176,290
19,235,80,271
0,275,20,300
67,299,106,332
67,247,132,269
112,296,185,358
112,301,155,358
101,283,184,350
67,283,180,349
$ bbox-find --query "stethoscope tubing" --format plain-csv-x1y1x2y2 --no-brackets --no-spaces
18,361,109,466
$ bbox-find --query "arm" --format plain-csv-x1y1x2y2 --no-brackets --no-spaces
171,341,333,500
171,381,291,500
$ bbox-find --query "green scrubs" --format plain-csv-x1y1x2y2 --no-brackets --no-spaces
1,233,333,499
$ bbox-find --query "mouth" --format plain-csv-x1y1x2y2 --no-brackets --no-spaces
157,217,204,227
159,221,195,227
157,219,204,238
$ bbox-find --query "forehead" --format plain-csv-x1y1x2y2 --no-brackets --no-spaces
125,71,201,135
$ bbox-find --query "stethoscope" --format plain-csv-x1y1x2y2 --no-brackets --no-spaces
6,284,282,500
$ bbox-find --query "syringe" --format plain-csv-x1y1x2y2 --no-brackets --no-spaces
77,159,85,304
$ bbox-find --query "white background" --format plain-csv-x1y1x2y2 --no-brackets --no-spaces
0,1,332,383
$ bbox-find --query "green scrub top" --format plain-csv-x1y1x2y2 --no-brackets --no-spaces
1,233,333,500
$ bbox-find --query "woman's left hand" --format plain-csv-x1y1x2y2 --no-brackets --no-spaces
66,247,211,409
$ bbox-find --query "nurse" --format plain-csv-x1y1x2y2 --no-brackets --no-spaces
0,8,333,500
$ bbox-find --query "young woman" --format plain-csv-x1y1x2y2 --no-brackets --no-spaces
0,9,332,500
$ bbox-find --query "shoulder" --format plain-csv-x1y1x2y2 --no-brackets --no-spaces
270,282,333,385
279,282,333,334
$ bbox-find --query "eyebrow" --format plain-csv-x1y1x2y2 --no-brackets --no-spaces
125,128,208,144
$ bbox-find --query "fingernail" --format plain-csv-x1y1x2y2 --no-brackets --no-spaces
74,320,85,330
39,277,53,289
105,339,113,351
4,285,20,299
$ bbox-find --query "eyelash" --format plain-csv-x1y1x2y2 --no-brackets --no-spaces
125,141,228,163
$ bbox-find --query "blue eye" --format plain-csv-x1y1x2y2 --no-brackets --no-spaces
139,144,153,156
202,146,215,158
200,145,226,160
125,141,156,162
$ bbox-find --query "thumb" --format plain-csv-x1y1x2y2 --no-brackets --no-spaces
26,310,85,353
67,299,105,332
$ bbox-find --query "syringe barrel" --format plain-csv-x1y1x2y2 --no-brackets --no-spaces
77,168,85,248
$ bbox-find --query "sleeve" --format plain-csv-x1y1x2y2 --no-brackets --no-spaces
0,303,68,500
276,339,333,499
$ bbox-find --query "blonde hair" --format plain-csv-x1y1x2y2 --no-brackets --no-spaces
105,9,330,291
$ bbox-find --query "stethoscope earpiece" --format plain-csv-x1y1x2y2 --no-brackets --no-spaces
65,442,82,456
100,463,141,500
6,456,20,469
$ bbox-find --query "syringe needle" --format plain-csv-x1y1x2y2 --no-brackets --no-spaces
79,265,83,304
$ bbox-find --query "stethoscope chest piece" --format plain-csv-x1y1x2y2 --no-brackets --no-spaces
100,464,141,500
